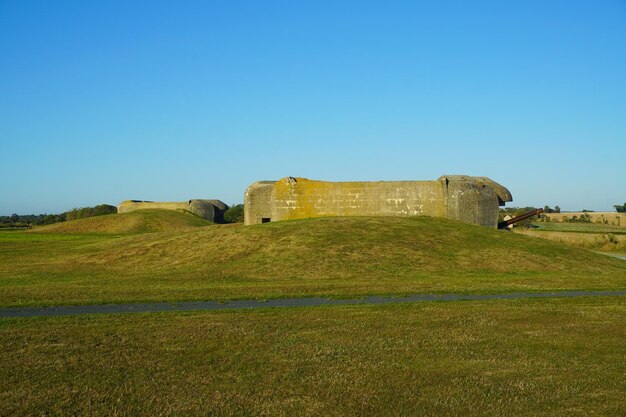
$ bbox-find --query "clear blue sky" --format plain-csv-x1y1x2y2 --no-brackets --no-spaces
1,0,625,215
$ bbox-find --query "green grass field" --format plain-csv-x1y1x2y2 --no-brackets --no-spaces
1,297,624,416
2,210,625,415
1,211,625,307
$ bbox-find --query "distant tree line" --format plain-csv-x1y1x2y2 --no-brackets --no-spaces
615,203,626,213
65,205,117,221
0,204,117,228
543,205,561,213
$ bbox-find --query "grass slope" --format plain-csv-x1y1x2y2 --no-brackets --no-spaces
1,297,625,416
1,215,625,307
32,209,213,234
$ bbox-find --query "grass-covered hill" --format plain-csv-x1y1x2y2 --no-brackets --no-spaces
32,209,213,234
92,215,624,277
2,213,625,415
1,214,625,307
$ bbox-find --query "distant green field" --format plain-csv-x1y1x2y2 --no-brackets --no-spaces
514,221,626,252
1,297,624,416
530,222,626,234
1,211,625,307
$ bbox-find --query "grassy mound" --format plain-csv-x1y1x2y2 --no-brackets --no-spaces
32,209,213,234
92,216,624,277
2,216,624,306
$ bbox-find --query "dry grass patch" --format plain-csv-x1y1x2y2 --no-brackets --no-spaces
517,229,626,252
542,211,624,226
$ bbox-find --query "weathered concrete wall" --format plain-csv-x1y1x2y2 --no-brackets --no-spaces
271,178,446,221
442,176,510,227
244,175,512,227
117,199,228,222
118,201,188,213
244,182,275,225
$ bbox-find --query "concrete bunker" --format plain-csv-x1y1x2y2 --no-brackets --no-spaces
244,175,512,228
117,199,228,222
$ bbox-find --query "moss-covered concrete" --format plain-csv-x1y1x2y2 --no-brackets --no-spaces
244,175,512,227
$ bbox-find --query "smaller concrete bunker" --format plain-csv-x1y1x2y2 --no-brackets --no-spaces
244,175,512,227
117,199,228,223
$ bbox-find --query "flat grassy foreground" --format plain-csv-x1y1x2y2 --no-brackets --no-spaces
1,297,624,416
1,211,625,307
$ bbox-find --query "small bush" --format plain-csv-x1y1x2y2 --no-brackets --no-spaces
93,204,117,216
43,214,64,225
563,214,592,224
224,204,244,223
66,204,117,221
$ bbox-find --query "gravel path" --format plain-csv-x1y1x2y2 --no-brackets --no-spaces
1,290,625,318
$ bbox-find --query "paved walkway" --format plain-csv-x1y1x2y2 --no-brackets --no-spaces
1,290,625,318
